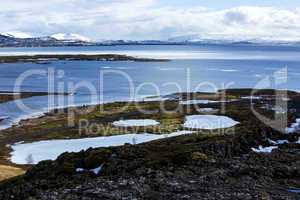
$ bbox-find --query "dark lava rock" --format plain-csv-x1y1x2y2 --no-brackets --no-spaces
1,131,300,200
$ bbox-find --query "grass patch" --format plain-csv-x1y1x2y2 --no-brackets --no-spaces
0,165,25,182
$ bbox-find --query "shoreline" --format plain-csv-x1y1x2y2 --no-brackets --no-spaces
0,88,299,131
0,91,72,130
0,54,169,63
0,91,70,104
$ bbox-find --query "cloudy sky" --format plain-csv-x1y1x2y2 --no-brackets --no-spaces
1,0,300,41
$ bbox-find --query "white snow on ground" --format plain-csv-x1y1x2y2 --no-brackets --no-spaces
180,100,217,105
241,96,262,100
252,145,278,153
112,119,159,127
268,139,289,145
90,164,104,174
76,164,104,175
197,108,219,113
76,168,84,172
142,97,169,102
10,131,195,165
261,104,287,114
272,106,287,114
183,115,239,130
164,130,195,138
180,99,238,105
285,118,300,134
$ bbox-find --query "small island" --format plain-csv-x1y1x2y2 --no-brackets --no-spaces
0,54,169,64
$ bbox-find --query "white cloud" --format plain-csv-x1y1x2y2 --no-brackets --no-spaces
1,1,300,41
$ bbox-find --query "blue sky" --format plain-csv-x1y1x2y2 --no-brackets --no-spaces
1,0,300,41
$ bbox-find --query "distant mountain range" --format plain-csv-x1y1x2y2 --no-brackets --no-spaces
0,33,95,47
1,33,300,47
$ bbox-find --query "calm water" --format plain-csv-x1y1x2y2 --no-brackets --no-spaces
0,44,299,129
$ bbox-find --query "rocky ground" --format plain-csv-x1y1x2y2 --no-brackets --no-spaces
0,89,300,199
0,130,300,199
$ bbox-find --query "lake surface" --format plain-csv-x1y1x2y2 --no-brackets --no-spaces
0,44,300,129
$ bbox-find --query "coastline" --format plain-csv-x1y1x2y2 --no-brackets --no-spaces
0,54,169,63
0,91,70,104
0,92,72,131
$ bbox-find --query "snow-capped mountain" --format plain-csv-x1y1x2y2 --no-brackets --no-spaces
0,32,93,47
167,34,201,42
167,34,300,46
51,33,91,42
3,31,32,39
1,32,300,47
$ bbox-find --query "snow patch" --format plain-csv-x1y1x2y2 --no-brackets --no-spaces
241,96,262,100
10,131,195,164
180,99,237,105
112,119,159,127
268,139,289,145
262,104,287,114
252,145,278,153
197,108,219,113
271,106,287,114
183,115,239,130
76,164,104,175
285,118,300,134
164,130,195,138
76,168,85,172
180,100,218,105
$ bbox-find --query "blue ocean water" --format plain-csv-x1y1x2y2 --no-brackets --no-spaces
0,44,299,129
